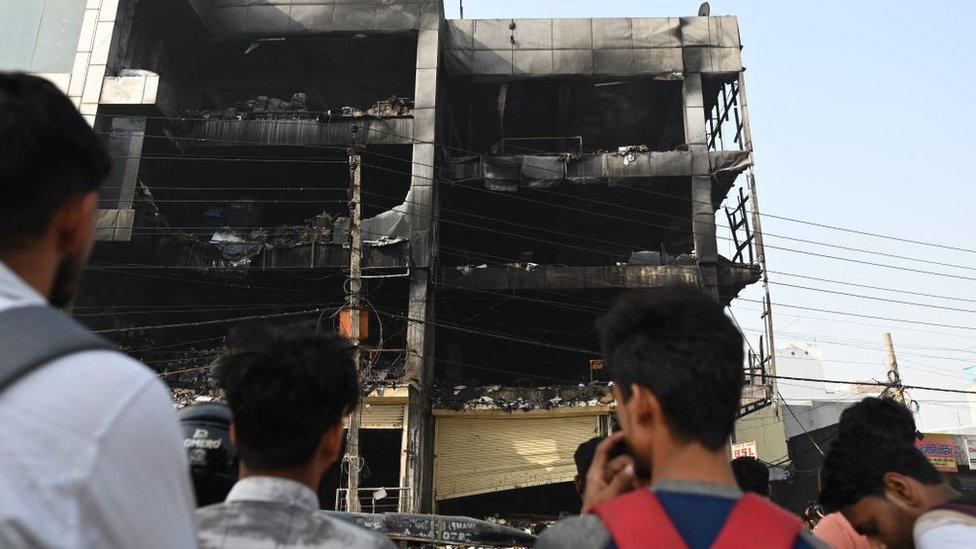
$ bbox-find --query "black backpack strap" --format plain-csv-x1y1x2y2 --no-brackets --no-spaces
0,305,117,393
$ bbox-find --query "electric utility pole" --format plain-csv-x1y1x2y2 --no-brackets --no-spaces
747,172,777,394
344,128,363,513
884,332,905,404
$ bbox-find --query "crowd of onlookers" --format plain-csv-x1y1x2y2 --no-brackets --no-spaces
2,72,975,548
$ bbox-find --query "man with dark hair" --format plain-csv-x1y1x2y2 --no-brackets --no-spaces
838,396,920,444
197,325,394,548
537,286,825,549
819,397,972,549
731,456,770,496
574,437,603,497
0,74,196,547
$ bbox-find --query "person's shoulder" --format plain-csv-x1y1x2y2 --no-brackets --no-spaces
914,505,976,548
313,513,396,548
27,348,160,399
536,514,611,549
60,350,176,424
0,348,170,437
57,348,158,383
195,501,231,521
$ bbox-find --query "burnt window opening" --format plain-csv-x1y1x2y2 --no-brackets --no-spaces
320,428,405,512
703,74,745,152
122,0,419,114
181,35,417,113
444,77,684,155
439,178,694,267
434,290,609,387
126,134,411,235
74,269,409,388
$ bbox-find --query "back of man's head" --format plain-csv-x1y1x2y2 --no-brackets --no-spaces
731,456,770,495
212,324,359,471
574,437,603,495
819,434,941,513
838,396,919,445
597,286,744,451
0,73,109,252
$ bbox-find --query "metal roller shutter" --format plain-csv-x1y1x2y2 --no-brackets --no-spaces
434,413,602,501
343,404,405,430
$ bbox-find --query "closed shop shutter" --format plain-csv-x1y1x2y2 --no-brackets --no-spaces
434,413,602,501
343,404,405,430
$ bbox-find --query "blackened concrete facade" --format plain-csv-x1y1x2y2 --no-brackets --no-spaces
8,0,765,517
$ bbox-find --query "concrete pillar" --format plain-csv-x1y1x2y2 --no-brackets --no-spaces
402,14,441,513
682,72,718,298
95,115,143,241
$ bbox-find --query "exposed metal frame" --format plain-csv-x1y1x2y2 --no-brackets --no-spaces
724,186,755,265
707,80,744,152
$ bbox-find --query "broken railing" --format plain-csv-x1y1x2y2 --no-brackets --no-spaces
724,186,755,265
335,487,411,514
738,345,774,418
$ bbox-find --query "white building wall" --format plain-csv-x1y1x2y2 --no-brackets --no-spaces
776,342,829,404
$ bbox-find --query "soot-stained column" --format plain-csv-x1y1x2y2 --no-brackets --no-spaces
403,4,441,514
682,68,719,299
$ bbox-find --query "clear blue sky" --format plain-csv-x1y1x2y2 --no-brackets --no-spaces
446,1,976,429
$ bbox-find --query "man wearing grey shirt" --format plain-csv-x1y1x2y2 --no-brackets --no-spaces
197,325,393,549
536,287,827,549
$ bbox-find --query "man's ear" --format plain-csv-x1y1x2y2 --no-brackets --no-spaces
883,472,924,510
319,422,345,465
53,191,98,254
629,383,662,426
229,422,237,444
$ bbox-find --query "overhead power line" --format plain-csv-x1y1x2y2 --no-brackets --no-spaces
91,118,976,260
94,308,325,334
357,156,976,284
769,375,976,396
738,298,976,332
363,125,976,257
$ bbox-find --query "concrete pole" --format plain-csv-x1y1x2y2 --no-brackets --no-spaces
345,151,363,513
737,72,777,398
884,332,905,404
747,172,777,390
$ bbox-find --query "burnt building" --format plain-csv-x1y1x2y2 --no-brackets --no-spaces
7,0,772,518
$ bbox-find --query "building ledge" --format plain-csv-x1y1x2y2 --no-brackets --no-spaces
441,260,759,296
433,384,614,415
182,116,415,148
446,150,750,192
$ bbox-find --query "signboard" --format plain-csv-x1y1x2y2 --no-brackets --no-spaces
916,434,958,473
731,440,758,459
965,436,976,470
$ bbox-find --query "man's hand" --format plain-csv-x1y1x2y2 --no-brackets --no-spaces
581,432,638,514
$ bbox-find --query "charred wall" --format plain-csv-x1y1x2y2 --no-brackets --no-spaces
444,77,684,154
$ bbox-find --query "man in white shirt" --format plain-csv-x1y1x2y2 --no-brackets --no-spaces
913,495,976,548
197,325,394,549
0,73,197,548
820,397,976,549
